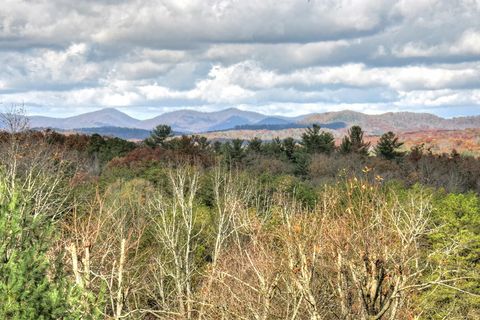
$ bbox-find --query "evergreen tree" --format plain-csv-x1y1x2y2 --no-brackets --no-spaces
145,124,173,147
263,137,284,157
318,131,335,154
86,135,136,165
301,124,321,153
301,124,335,154
339,125,370,155
0,182,69,319
282,137,296,160
339,135,352,154
222,139,245,165
213,141,222,154
293,152,310,178
168,135,194,152
231,139,245,161
247,137,263,154
419,193,480,318
375,131,405,159
195,136,210,151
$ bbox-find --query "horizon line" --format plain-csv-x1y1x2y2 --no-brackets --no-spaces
24,106,480,121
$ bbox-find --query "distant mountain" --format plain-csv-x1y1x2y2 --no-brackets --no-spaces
255,117,294,126
207,116,252,131
219,121,347,132
227,123,308,131
301,110,369,125
300,110,480,135
24,107,267,132
139,107,266,132
29,108,141,130
19,107,480,139
66,126,152,140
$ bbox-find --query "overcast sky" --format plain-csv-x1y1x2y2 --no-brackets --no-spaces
1,0,480,119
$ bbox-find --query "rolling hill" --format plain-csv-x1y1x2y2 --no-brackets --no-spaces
29,108,141,130
139,108,266,132
13,107,480,139
300,111,480,135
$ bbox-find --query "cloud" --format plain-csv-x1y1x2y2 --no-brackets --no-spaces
393,29,480,58
0,43,102,92
0,0,479,118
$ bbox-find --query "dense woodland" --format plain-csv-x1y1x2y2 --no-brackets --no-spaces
0,111,479,319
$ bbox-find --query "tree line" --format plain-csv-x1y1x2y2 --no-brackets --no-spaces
145,123,404,159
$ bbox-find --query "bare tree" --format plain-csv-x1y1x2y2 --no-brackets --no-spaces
197,166,263,319
0,104,78,219
318,178,434,320
61,179,151,318
0,103,29,134
146,166,201,319
197,176,465,320
53,163,478,319
277,197,332,320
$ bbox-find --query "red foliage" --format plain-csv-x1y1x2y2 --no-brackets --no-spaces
107,146,215,169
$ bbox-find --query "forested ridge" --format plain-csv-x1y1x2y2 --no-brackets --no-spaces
0,112,479,319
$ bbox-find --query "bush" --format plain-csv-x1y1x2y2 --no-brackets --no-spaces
417,192,480,319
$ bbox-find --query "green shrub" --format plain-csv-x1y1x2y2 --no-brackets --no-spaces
418,192,480,319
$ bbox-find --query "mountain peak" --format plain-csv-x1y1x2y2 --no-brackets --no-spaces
140,107,266,132
102,107,119,111
29,107,140,130
221,107,241,112
90,107,126,115
25,107,480,134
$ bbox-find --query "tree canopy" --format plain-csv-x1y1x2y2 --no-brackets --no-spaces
339,125,370,155
145,124,173,147
301,124,335,154
375,131,405,159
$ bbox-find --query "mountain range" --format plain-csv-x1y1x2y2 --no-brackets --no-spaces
15,107,480,138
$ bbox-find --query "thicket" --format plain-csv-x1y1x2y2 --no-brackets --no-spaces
0,118,478,319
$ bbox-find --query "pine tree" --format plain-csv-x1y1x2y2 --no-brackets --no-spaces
145,124,173,147
0,168,105,319
318,131,335,154
0,187,68,319
339,135,352,154
231,139,245,161
282,137,296,160
301,124,335,154
339,125,370,155
293,152,310,178
247,137,263,153
222,139,245,165
375,131,405,159
194,135,210,151
213,141,222,154
263,137,283,156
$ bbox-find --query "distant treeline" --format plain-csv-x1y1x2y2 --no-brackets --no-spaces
33,126,185,140
209,121,347,132
69,126,152,140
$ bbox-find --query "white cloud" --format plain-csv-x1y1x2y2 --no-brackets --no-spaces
0,0,480,118
393,29,480,58
397,89,480,107
453,29,480,55
193,62,480,92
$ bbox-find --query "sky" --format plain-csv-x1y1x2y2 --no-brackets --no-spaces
1,0,480,119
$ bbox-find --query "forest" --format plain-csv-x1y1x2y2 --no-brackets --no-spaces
0,112,479,320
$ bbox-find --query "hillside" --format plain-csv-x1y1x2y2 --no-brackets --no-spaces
300,111,480,134
29,108,141,129
62,126,152,140
22,107,480,136
139,108,266,132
